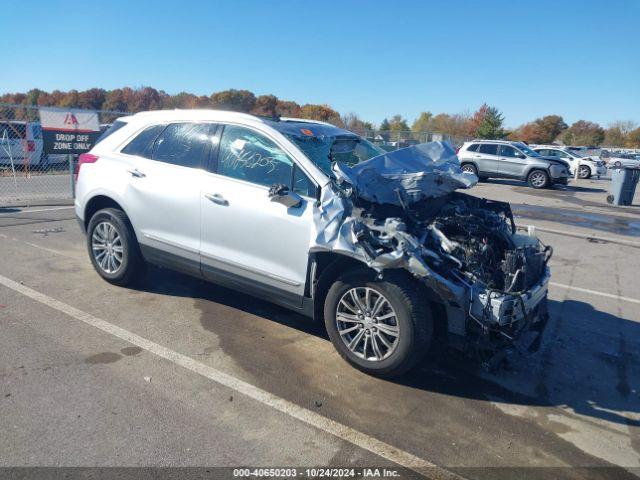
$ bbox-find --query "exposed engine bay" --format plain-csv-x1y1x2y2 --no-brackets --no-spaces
311,142,551,365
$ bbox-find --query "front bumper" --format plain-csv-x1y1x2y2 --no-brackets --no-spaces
551,176,569,185
464,269,551,358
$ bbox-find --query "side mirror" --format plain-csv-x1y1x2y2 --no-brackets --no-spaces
268,183,302,208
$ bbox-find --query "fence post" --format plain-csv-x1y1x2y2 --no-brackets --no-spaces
69,154,75,198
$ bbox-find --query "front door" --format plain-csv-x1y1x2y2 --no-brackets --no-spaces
497,144,528,178
200,124,317,309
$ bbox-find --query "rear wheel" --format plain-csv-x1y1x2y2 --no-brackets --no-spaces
86,208,143,286
324,269,432,377
578,165,591,179
527,169,549,189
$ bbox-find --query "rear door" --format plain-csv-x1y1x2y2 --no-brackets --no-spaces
476,143,501,175
199,124,317,309
122,122,215,274
498,144,528,178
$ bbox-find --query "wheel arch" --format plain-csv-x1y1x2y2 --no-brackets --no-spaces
308,252,449,340
83,195,131,231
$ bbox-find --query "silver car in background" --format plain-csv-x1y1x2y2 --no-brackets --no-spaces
457,140,570,188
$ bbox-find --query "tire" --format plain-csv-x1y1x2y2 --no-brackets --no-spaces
614,161,622,168
323,269,433,377
527,169,550,189
86,208,143,286
461,163,478,176
578,165,591,179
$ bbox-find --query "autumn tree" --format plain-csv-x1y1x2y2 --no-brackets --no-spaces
251,95,279,117
388,114,409,133
603,121,636,147
510,115,568,143
625,127,640,148
341,112,373,133
300,104,343,127
561,120,605,146
411,112,433,133
211,89,256,112
275,100,301,118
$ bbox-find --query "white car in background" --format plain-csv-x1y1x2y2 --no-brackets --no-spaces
0,121,44,167
531,145,607,179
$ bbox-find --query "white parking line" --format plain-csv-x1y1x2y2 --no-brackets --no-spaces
550,282,640,305
0,273,463,480
0,206,75,216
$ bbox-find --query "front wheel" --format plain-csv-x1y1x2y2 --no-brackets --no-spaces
527,169,550,189
461,163,478,176
578,165,591,179
86,208,143,286
324,269,433,377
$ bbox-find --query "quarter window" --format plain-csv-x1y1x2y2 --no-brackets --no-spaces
121,125,165,158
292,165,316,197
152,123,211,169
478,144,498,155
467,143,480,152
217,125,294,188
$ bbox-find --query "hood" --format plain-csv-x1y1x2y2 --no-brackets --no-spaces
539,156,570,169
332,141,478,206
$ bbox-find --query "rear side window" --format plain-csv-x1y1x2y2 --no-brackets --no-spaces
95,120,127,146
152,123,211,169
122,125,165,158
478,144,498,155
466,143,480,152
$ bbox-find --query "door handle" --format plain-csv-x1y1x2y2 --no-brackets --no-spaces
127,168,146,178
205,193,229,206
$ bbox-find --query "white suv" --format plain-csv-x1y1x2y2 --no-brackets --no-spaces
75,110,552,376
531,145,607,179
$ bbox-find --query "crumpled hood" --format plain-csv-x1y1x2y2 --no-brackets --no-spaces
540,156,571,169
332,141,478,206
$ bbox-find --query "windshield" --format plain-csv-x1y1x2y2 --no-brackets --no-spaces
286,134,385,175
516,144,540,157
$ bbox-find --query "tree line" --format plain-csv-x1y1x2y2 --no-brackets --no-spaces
1,87,638,147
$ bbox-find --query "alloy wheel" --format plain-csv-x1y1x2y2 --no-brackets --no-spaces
530,171,547,187
578,166,590,179
91,221,124,274
336,287,400,362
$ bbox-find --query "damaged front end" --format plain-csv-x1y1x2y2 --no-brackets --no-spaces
313,142,551,366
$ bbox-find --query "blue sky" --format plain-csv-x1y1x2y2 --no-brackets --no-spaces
5,0,639,127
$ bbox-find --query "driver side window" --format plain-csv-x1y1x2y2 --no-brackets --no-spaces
218,125,293,188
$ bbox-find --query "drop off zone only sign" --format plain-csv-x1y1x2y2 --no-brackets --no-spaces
39,107,101,155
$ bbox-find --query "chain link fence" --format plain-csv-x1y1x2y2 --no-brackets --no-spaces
349,128,471,152
0,104,129,207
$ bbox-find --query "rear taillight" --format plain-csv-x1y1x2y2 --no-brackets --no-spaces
75,153,99,181
26,140,35,152
455,147,460,154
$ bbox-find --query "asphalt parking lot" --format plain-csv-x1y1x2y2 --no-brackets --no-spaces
1,178,639,479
